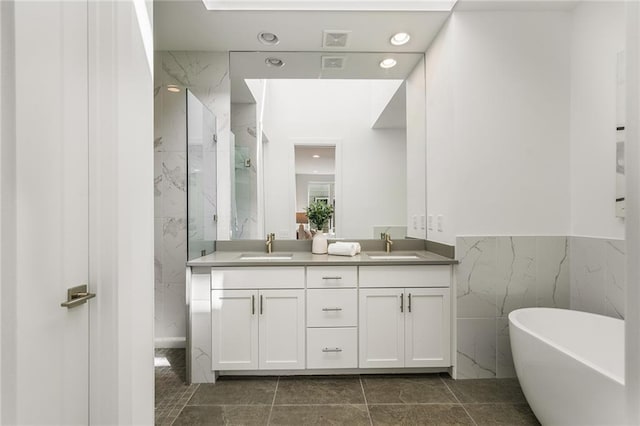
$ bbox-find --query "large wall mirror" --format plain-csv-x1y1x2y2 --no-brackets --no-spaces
229,51,425,240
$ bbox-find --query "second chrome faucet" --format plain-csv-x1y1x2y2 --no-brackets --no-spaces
382,232,393,253
266,233,275,253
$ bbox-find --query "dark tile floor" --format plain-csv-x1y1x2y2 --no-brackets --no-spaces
155,349,540,425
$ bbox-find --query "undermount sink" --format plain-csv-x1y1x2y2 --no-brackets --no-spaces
239,253,294,260
366,252,421,260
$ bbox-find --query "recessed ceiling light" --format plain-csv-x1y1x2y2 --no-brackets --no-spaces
390,32,411,46
258,31,279,45
265,57,285,68
166,85,181,93
379,58,397,69
312,154,320,158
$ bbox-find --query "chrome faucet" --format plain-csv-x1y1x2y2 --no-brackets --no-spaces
266,233,275,253
382,232,393,253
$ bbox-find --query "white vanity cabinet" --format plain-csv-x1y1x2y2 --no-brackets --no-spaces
211,267,305,371
358,266,451,369
200,262,453,381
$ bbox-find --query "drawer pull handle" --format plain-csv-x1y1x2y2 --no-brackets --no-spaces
322,307,343,312
322,276,342,280
322,347,343,353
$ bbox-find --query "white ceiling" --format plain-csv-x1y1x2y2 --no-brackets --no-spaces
230,51,423,103
154,1,453,52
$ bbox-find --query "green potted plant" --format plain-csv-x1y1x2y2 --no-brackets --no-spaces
306,200,334,232
306,200,334,254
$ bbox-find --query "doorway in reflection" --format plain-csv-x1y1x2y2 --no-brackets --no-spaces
295,145,336,238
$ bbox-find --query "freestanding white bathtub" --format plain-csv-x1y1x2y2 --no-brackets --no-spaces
509,308,625,426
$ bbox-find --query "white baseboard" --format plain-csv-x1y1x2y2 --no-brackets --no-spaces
155,337,186,349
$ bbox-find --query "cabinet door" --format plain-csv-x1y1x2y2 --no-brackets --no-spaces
211,290,258,370
405,288,451,367
359,288,405,368
259,289,305,370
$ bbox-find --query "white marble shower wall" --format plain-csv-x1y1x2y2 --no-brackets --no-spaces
570,236,626,319
154,84,188,347
455,236,570,379
154,51,230,347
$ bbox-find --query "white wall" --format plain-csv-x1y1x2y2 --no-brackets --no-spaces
406,57,427,239
426,11,572,244
570,1,626,239
426,17,456,244
89,1,155,423
262,79,407,239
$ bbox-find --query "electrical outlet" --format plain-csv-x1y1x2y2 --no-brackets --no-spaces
427,215,433,230
420,215,425,230
437,215,444,232
412,215,418,230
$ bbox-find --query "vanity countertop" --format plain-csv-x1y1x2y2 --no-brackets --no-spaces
187,250,457,267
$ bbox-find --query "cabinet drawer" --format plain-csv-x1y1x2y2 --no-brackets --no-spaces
307,289,357,327
211,267,304,289
307,328,357,369
307,266,357,288
359,265,450,288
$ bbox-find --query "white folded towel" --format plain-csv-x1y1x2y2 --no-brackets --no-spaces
328,242,357,257
334,241,361,254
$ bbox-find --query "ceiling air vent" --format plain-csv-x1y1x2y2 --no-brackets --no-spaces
322,56,347,70
323,30,351,48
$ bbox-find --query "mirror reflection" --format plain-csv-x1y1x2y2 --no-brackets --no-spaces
229,51,425,240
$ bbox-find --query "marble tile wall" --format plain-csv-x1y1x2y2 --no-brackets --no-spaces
154,51,229,347
455,236,570,379
570,237,626,319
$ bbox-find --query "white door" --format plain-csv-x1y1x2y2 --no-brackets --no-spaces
3,0,154,424
211,290,259,370
404,288,451,367
259,289,305,369
10,1,90,424
359,288,405,368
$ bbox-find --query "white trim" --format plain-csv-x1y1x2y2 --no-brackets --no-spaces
290,138,343,237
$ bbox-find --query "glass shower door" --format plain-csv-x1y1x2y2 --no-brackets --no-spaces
187,90,217,260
